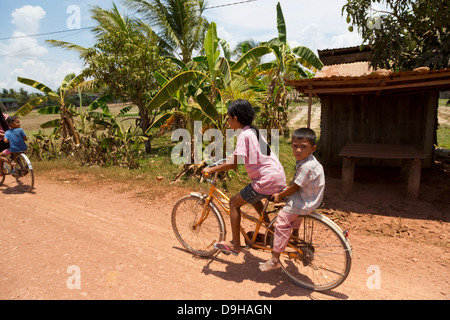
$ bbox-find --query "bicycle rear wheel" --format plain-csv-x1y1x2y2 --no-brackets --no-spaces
275,212,352,291
14,153,34,192
172,194,226,257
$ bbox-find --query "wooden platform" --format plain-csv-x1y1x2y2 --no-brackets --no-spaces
339,143,427,199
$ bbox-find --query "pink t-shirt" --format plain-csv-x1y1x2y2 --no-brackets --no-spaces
233,126,286,195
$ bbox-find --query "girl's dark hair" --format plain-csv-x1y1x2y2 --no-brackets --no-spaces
227,99,254,126
228,99,271,156
292,128,317,146
0,108,9,132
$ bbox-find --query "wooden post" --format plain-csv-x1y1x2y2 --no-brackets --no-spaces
342,157,355,194
406,159,422,199
307,93,312,128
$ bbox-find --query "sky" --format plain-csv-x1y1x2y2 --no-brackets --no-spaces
0,0,364,93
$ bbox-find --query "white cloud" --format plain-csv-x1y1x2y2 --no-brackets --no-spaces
11,5,46,35
207,0,364,53
1,58,82,92
0,5,81,92
329,32,364,49
0,5,48,59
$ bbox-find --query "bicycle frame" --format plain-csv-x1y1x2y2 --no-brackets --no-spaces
199,171,304,258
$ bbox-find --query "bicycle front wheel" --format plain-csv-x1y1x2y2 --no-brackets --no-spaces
275,212,352,292
14,153,34,192
172,194,226,257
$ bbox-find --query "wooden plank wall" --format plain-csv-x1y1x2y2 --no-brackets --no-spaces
319,91,437,168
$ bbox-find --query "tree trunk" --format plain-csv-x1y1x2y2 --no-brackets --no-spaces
137,103,151,154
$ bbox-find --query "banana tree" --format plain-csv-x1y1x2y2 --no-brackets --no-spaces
143,21,272,171
16,73,85,146
256,2,324,135
86,96,147,168
146,22,272,134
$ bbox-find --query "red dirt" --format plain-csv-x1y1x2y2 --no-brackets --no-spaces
0,162,448,300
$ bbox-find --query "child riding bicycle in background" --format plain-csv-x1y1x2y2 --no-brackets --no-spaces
259,128,325,272
0,116,28,176
0,107,9,153
202,99,286,256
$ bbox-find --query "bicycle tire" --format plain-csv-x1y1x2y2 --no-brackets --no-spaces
14,153,34,192
172,194,226,257
270,212,352,292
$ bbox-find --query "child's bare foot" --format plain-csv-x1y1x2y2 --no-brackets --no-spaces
259,258,281,272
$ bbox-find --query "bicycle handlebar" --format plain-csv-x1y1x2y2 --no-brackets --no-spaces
203,158,228,182
206,158,228,168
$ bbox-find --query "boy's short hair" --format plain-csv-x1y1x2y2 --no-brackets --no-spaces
6,116,18,125
292,128,317,146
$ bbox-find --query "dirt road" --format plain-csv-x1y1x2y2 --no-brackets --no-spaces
0,169,448,300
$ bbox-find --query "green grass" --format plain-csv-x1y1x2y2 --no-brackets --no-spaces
437,124,450,149
437,102,450,149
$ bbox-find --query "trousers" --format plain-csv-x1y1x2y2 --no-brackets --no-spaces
273,209,304,253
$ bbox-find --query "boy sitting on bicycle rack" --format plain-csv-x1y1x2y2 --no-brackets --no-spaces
0,116,28,175
259,128,325,272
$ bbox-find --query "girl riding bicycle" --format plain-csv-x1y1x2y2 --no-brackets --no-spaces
201,99,286,256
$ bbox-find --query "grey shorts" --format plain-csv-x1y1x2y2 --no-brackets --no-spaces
240,183,271,205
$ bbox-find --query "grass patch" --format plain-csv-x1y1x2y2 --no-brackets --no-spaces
437,124,450,149
437,102,450,149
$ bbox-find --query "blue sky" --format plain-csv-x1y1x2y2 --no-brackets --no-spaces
0,0,363,92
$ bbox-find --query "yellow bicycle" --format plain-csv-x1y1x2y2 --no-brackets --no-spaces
171,159,352,291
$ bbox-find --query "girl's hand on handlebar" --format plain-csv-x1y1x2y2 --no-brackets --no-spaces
201,167,213,176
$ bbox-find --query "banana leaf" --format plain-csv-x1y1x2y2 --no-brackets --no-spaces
154,71,169,86
14,96,48,117
231,46,274,73
196,92,220,120
87,94,113,112
40,119,61,129
64,73,86,91
116,105,133,117
276,2,287,44
37,106,61,115
217,57,231,87
60,73,77,91
17,77,59,99
146,70,207,111
291,46,324,71
145,111,175,136
204,22,220,77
